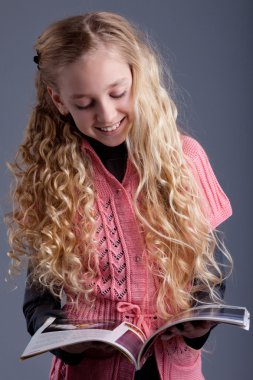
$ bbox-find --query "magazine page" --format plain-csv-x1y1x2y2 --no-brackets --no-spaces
21,317,146,368
21,318,128,359
109,322,146,367
21,304,250,370
137,304,250,368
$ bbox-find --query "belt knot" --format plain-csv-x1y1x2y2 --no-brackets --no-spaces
117,301,152,338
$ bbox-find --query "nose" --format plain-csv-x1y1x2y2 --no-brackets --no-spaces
96,99,117,125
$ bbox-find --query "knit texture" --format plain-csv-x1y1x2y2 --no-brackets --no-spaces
50,135,232,380
182,136,232,229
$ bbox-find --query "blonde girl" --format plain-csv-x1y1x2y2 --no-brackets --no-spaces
7,12,232,380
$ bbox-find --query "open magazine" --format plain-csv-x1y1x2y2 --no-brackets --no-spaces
21,304,250,370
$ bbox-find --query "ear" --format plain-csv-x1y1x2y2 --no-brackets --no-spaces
47,86,69,115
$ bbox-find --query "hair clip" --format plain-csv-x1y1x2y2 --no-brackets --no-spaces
33,51,40,69
33,55,39,64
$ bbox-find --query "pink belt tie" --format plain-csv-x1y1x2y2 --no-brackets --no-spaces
116,301,153,338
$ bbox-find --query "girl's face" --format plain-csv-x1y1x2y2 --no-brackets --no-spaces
48,47,133,147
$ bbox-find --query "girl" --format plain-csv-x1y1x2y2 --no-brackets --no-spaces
7,12,232,380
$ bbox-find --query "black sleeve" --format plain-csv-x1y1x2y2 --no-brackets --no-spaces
23,268,85,365
183,246,226,350
183,331,211,350
23,276,63,336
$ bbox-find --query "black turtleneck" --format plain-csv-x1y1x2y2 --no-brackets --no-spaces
85,136,128,183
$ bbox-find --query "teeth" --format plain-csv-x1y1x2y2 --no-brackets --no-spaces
100,121,121,132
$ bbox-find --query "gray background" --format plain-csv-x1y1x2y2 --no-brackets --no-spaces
1,1,252,379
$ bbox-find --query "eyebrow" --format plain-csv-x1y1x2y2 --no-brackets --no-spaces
70,78,128,99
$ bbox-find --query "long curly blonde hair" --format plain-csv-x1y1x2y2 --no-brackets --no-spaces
6,12,232,318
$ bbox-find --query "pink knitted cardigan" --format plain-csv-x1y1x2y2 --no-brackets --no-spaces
50,135,232,380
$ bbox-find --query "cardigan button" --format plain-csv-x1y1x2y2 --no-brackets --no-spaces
135,255,141,263
116,189,122,197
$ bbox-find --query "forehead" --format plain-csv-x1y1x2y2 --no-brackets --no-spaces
58,47,132,96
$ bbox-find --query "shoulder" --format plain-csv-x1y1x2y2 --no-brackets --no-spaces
181,135,209,162
181,135,232,229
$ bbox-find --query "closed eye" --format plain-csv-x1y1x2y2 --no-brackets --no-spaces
75,91,126,110
110,91,126,99
76,100,95,110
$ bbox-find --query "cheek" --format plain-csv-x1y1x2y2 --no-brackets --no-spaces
71,111,94,129
121,95,133,113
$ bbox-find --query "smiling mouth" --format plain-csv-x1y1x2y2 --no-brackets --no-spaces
97,117,125,132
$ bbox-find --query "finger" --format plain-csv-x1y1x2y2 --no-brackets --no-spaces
94,342,115,353
161,327,180,340
180,322,195,333
191,320,218,330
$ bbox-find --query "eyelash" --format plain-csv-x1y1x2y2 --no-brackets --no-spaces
76,91,126,110
111,91,126,99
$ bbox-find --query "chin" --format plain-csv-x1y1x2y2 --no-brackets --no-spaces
100,137,126,147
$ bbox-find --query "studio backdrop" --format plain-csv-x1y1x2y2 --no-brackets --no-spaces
1,1,252,379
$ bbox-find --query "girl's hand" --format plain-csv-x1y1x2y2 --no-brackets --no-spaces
62,341,116,358
161,321,218,340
